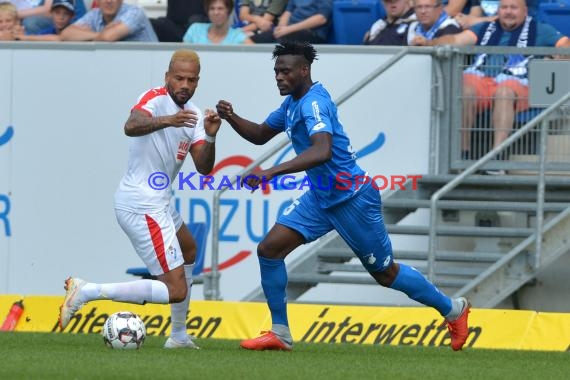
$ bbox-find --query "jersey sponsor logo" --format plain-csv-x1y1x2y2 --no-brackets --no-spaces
177,139,191,161
311,101,322,122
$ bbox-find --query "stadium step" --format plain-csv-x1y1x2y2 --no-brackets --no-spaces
317,262,485,277
386,224,533,238
383,199,570,212
319,249,503,263
287,273,469,288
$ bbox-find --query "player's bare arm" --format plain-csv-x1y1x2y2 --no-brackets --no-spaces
244,132,332,191
216,100,279,145
190,109,221,175
124,109,199,137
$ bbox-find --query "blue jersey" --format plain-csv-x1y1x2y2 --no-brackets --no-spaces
265,82,366,209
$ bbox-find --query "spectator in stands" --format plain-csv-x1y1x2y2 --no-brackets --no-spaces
454,0,547,29
409,0,462,45
11,0,87,34
455,0,498,29
416,0,570,170
61,0,158,41
239,0,288,37
364,0,416,45
182,0,253,44
0,1,23,40
250,0,332,44
150,0,208,42
443,0,478,17
14,0,74,40
10,0,53,34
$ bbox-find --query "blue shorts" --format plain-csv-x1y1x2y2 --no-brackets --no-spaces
276,182,393,273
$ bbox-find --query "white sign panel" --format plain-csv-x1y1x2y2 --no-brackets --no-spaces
529,59,570,107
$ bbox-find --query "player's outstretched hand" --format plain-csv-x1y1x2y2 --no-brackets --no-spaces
170,109,199,128
204,109,221,137
216,100,234,119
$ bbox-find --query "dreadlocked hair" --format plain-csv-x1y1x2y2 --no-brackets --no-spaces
272,41,318,64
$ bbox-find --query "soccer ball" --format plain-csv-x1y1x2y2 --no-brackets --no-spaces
102,311,146,350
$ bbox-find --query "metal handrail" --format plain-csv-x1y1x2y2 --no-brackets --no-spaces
205,49,412,300
427,91,570,281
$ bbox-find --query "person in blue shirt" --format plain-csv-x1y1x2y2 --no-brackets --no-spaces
61,0,157,42
215,41,471,352
182,0,253,45
251,0,332,44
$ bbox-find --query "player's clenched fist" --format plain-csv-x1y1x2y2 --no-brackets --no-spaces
203,109,221,137
215,100,234,119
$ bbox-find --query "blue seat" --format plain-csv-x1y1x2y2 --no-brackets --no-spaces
538,2,570,36
126,222,208,281
232,0,247,28
332,0,386,45
516,107,543,124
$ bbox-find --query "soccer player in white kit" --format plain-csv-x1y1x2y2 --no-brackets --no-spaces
59,49,221,349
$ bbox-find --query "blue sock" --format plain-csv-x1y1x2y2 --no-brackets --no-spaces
258,256,289,326
390,263,452,316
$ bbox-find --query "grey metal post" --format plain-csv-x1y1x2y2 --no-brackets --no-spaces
534,118,548,269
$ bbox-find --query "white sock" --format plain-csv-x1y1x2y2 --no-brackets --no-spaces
170,263,194,341
272,324,292,344
445,298,466,321
81,280,169,304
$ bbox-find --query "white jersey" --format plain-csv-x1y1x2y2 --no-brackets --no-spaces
114,87,206,213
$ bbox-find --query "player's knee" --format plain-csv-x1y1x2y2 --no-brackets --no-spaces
257,241,278,259
168,284,188,303
371,262,398,287
183,245,197,264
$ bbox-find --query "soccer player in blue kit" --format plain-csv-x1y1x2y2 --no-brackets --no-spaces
215,41,470,351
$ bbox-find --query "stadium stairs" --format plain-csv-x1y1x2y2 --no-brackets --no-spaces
242,174,570,307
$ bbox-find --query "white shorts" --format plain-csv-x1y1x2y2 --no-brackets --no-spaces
115,203,184,276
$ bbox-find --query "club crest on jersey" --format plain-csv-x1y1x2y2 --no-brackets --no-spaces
364,253,377,265
177,139,190,161
167,245,178,260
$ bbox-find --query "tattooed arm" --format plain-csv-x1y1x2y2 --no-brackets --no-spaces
124,109,199,137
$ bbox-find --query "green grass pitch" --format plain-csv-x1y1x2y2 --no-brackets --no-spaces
0,332,568,379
